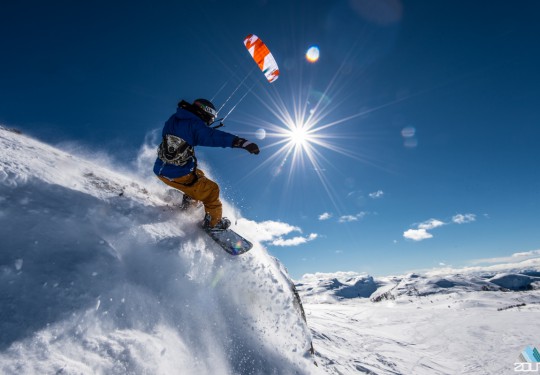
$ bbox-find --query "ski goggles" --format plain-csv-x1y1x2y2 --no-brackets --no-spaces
194,101,217,124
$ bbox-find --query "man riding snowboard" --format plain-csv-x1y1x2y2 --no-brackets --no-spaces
154,99,260,230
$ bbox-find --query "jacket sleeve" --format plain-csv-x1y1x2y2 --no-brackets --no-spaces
190,121,237,148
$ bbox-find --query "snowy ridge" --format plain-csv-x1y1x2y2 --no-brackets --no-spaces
297,270,540,304
0,127,320,375
297,270,540,374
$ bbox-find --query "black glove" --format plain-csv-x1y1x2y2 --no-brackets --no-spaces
232,137,260,155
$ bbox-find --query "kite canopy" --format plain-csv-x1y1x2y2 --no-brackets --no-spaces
243,34,280,83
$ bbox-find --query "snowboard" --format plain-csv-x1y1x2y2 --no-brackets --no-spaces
203,227,253,255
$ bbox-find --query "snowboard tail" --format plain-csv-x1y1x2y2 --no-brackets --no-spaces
204,227,253,255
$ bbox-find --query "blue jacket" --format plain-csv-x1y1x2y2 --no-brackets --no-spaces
153,107,237,179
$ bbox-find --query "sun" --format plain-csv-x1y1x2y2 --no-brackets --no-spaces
287,122,311,148
228,70,383,208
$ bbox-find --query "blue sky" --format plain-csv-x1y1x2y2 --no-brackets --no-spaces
1,1,539,278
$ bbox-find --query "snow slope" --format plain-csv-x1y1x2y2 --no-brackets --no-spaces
0,127,320,375
297,271,540,374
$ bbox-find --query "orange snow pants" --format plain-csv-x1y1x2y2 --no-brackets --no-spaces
158,169,222,227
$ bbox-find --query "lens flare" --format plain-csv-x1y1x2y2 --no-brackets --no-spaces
401,126,418,148
255,128,267,140
306,46,320,63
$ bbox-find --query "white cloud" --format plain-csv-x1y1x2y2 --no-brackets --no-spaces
452,213,476,224
347,190,362,198
272,233,318,247
236,219,318,247
369,190,384,199
418,219,445,230
404,219,444,240
403,228,433,241
469,249,540,265
359,248,540,278
318,212,332,221
426,253,540,276
236,219,301,243
512,249,540,258
404,214,477,242
339,215,358,223
339,212,367,223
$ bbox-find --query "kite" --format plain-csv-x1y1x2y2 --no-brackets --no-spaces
243,34,280,83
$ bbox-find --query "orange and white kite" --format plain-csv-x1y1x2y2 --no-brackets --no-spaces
243,34,280,83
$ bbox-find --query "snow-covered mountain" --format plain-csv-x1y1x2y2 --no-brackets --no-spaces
297,270,540,304
0,127,319,375
297,270,540,374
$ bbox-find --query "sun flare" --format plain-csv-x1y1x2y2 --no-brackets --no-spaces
230,69,381,211
287,123,310,147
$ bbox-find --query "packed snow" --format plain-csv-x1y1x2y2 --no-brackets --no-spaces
0,127,319,375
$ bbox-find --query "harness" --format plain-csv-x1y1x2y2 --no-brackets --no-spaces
157,134,199,186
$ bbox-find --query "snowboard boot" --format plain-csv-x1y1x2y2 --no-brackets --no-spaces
202,213,231,231
179,194,198,211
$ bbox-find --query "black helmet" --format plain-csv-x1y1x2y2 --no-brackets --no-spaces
192,98,217,125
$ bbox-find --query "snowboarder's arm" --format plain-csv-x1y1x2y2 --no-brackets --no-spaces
191,123,237,148
192,123,259,154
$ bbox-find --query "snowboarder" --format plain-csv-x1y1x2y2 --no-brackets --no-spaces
154,99,260,231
